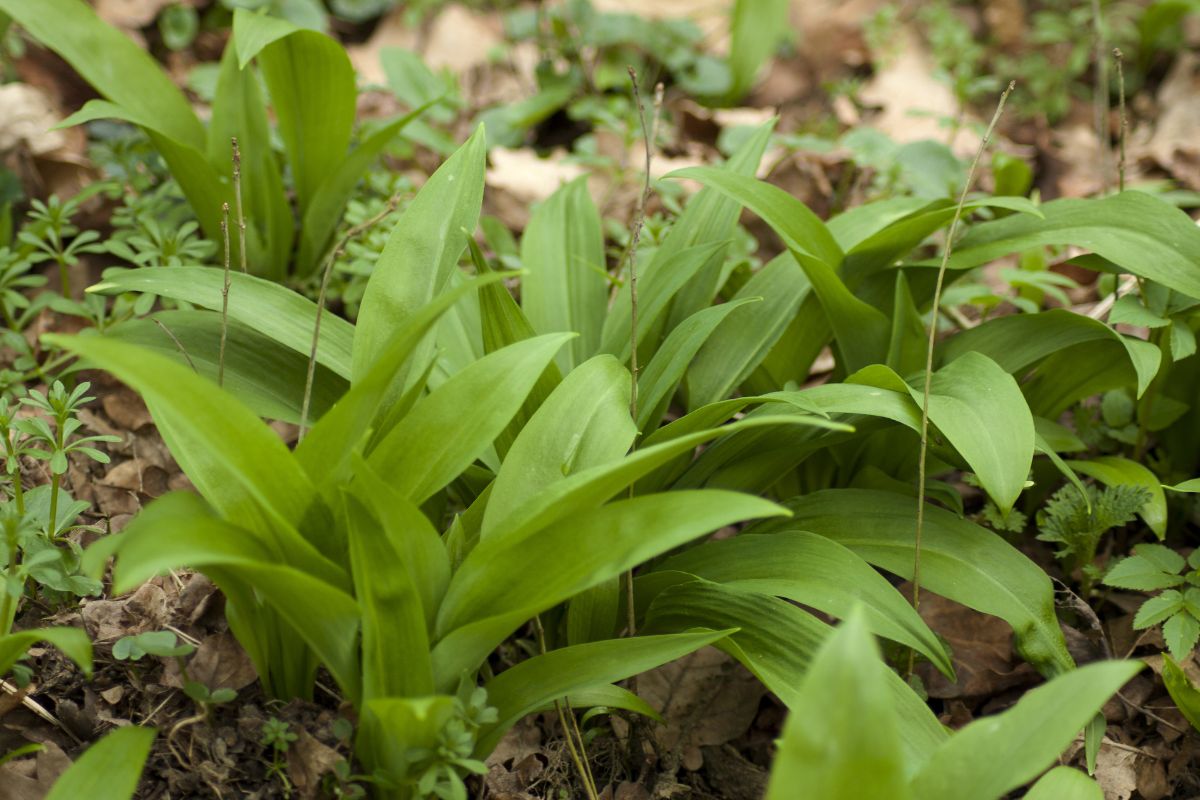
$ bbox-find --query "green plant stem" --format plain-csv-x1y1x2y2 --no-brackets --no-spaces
0,520,18,635
58,256,69,299
48,425,65,540
1134,327,1168,461
912,81,1014,629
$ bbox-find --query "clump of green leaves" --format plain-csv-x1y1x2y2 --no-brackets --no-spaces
1105,543,1200,660
404,687,496,800
1036,482,1150,592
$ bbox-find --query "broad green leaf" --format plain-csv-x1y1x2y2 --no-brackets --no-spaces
1163,611,1200,660
56,100,227,260
765,611,911,800
1133,591,1183,628
1162,654,1200,732
239,12,356,218
666,169,843,267
1024,767,1104,800
1167,478,1200,492
359,696,455,790
47,334,335,562
1067,456,1167,539
944,192,1200,299
662,121,775,328
941,309,1159,398
726,0,788,99
638,298,760,432
910,660,1141,800
685,254,807,410
296,272,512,488
208,39,292,278
484,355,635,538
0,627,91,678
351,456,449,633
90,267,355,378
642,580,947,773
827,196,930,251
431,491,787,684
488,415,849,548
367,333,572,503
104,312,346,425
601,242,726,362
354,126,487,381
105,492,361,703
520,177,607,372
344,491,432,701
230,8,298,66
297,105,429,274
0,0,203,147
44,726,155,800
477,631,727,755
657,532,952,676
771,489,1074,675
926,351,1034,512
1024,337,1161,416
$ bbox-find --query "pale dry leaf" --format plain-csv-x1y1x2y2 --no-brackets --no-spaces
347,9,419,85
0,84,66,156
164,632,256,692
858,26,982,155
0,741,71,800
94,0,173,29
1138,52,1200,189
423,5,504,75
81,581,169,642
1094,745,1139,800
485,148,587,229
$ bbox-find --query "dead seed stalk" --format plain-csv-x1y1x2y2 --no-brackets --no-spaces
912,82,1015,637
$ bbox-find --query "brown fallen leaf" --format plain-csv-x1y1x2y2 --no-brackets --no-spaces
1095,745,1139,800
81,581,170,642
0,741,71,800
636,647,764,773
164,632,257,693
94,0,173,29
286,727,342,800
912,590,1036,699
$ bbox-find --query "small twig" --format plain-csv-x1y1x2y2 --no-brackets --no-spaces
0,678,80,743
151,318,198,373
231,138,248,275
623,70,663,648
1091,0,1111,193
533,617,599,800
298,196,401,439
1114,48,1127,192
218,202,231,388
911,82,1014,634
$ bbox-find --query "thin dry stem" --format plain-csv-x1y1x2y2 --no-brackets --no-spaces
623,70,663,646
1115,47,1127,192
1091,0,1111,192
152,318,198,373
912,82,1015,624
218,202,231,388
298,196,401,439
534,616,600,800
232,138,248,274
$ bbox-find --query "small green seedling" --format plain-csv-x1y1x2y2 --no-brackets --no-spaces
112,630,196,661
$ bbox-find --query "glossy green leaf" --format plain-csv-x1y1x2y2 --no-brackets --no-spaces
103,312,346,425
765,610,911,800
910,660,1141,800
638,298,760,432
945,192,1200,299
344,491,432,701
1024,767,1104,800
0,627,91,678
657,531,952,676
354,126,487,381
926,351,1034,511
367,333,573,503
1162,654,1200,732
477,630,727,755
771,489,1074,675
642,581,947,773
44,726,155,800
520,177,607,372
233,10,355,218
685,254,807,410
90,267,355,378
296,272,512,488
484,355,635,538
47,334,332,560
1067,456,1167,539
432,491,787,685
